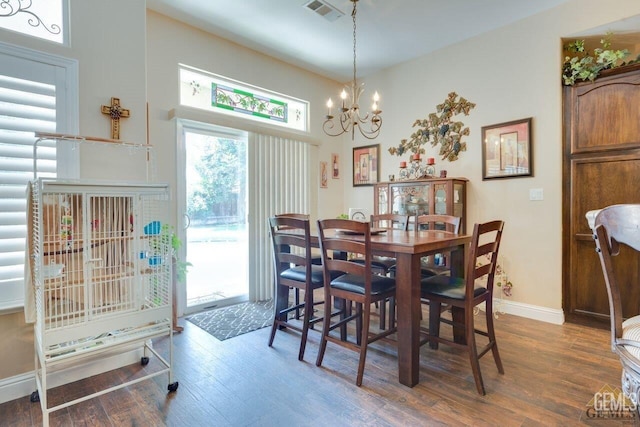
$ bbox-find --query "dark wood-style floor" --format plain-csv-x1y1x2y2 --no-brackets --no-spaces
0,307,630,426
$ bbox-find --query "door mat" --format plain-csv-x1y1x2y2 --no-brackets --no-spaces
186,300,273,341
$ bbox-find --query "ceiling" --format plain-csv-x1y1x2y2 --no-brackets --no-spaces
147,0,618,83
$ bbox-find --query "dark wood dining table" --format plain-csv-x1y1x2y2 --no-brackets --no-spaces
284,227,471,387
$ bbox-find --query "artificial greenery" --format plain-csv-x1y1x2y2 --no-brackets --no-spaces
151,224,191,282
562,34,634,86
388,92,476,162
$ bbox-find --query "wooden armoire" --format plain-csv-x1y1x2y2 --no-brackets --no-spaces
563,63,640,326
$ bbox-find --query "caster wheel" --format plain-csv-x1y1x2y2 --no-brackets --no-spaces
167,382,179,392
30,391,40,403
141,357,150,366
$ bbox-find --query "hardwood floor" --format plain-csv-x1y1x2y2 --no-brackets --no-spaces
0,308,630,426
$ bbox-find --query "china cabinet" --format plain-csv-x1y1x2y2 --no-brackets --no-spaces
374,177,467,233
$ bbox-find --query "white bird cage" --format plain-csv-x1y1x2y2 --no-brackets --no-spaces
28,134,178,426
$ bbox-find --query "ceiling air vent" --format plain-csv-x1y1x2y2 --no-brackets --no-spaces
304,0,344,22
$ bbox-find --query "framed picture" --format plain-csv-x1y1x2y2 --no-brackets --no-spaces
353,144,379,186
320,161,328,188
482,117,532,180
331,153,340,179
348,208,368,221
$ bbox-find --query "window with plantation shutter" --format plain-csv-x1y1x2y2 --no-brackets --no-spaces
0,43,78,312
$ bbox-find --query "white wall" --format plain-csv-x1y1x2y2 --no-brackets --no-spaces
344,0,640,313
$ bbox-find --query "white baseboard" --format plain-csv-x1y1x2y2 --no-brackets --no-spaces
0,345,143,405
493,298,565,325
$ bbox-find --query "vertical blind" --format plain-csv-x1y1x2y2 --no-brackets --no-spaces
248,133,312,301
0,55,59,310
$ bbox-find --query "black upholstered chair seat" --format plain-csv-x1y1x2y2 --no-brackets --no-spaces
281,265,341,287
421,275,486,300
331,273,396,296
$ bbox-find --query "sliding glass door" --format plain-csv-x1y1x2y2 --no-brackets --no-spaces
181,125,248,313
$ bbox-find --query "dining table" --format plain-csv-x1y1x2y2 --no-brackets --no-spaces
279,225,472,388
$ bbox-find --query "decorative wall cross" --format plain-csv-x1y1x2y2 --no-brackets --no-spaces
101,97,130,140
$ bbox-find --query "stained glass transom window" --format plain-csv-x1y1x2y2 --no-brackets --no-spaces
180,65,308,132
0,0,66,44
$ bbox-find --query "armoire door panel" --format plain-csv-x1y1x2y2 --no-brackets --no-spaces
571,76,640,153
571,155,640,235
570,238,610,319
570,237,640,320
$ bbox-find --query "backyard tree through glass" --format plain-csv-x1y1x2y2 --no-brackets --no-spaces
184,130,248,310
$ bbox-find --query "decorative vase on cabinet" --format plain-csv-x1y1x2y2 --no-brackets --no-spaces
374,177,467,233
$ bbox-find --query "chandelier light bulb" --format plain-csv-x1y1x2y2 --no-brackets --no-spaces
326,98,333,117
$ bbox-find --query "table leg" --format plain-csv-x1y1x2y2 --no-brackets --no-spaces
393,252,421,387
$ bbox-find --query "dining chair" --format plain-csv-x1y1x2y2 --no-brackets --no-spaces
350,213,408,329
355,213,409,274
415,214,461,276
389,214,461,279
275,213,323,319
267,216,328,361
591,204,640,401
420,220,505,395
316,218,397,386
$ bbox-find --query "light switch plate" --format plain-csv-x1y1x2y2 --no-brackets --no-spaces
529,188,544,201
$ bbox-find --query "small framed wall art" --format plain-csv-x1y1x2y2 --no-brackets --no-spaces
331,153,340,179
353,144,379,187
481,117,532,180
320,161,328,188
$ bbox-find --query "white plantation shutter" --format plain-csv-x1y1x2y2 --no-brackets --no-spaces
0,44,77,311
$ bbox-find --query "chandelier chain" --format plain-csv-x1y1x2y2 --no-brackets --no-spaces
352,1,357,86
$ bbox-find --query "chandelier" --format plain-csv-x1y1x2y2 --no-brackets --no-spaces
323,0,382,140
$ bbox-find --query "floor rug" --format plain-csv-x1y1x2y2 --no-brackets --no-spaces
186,300,273,341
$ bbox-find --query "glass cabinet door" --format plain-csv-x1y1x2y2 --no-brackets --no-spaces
392,183,430,215
377,185,389,214
434,183,447,215
453,182,464,218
